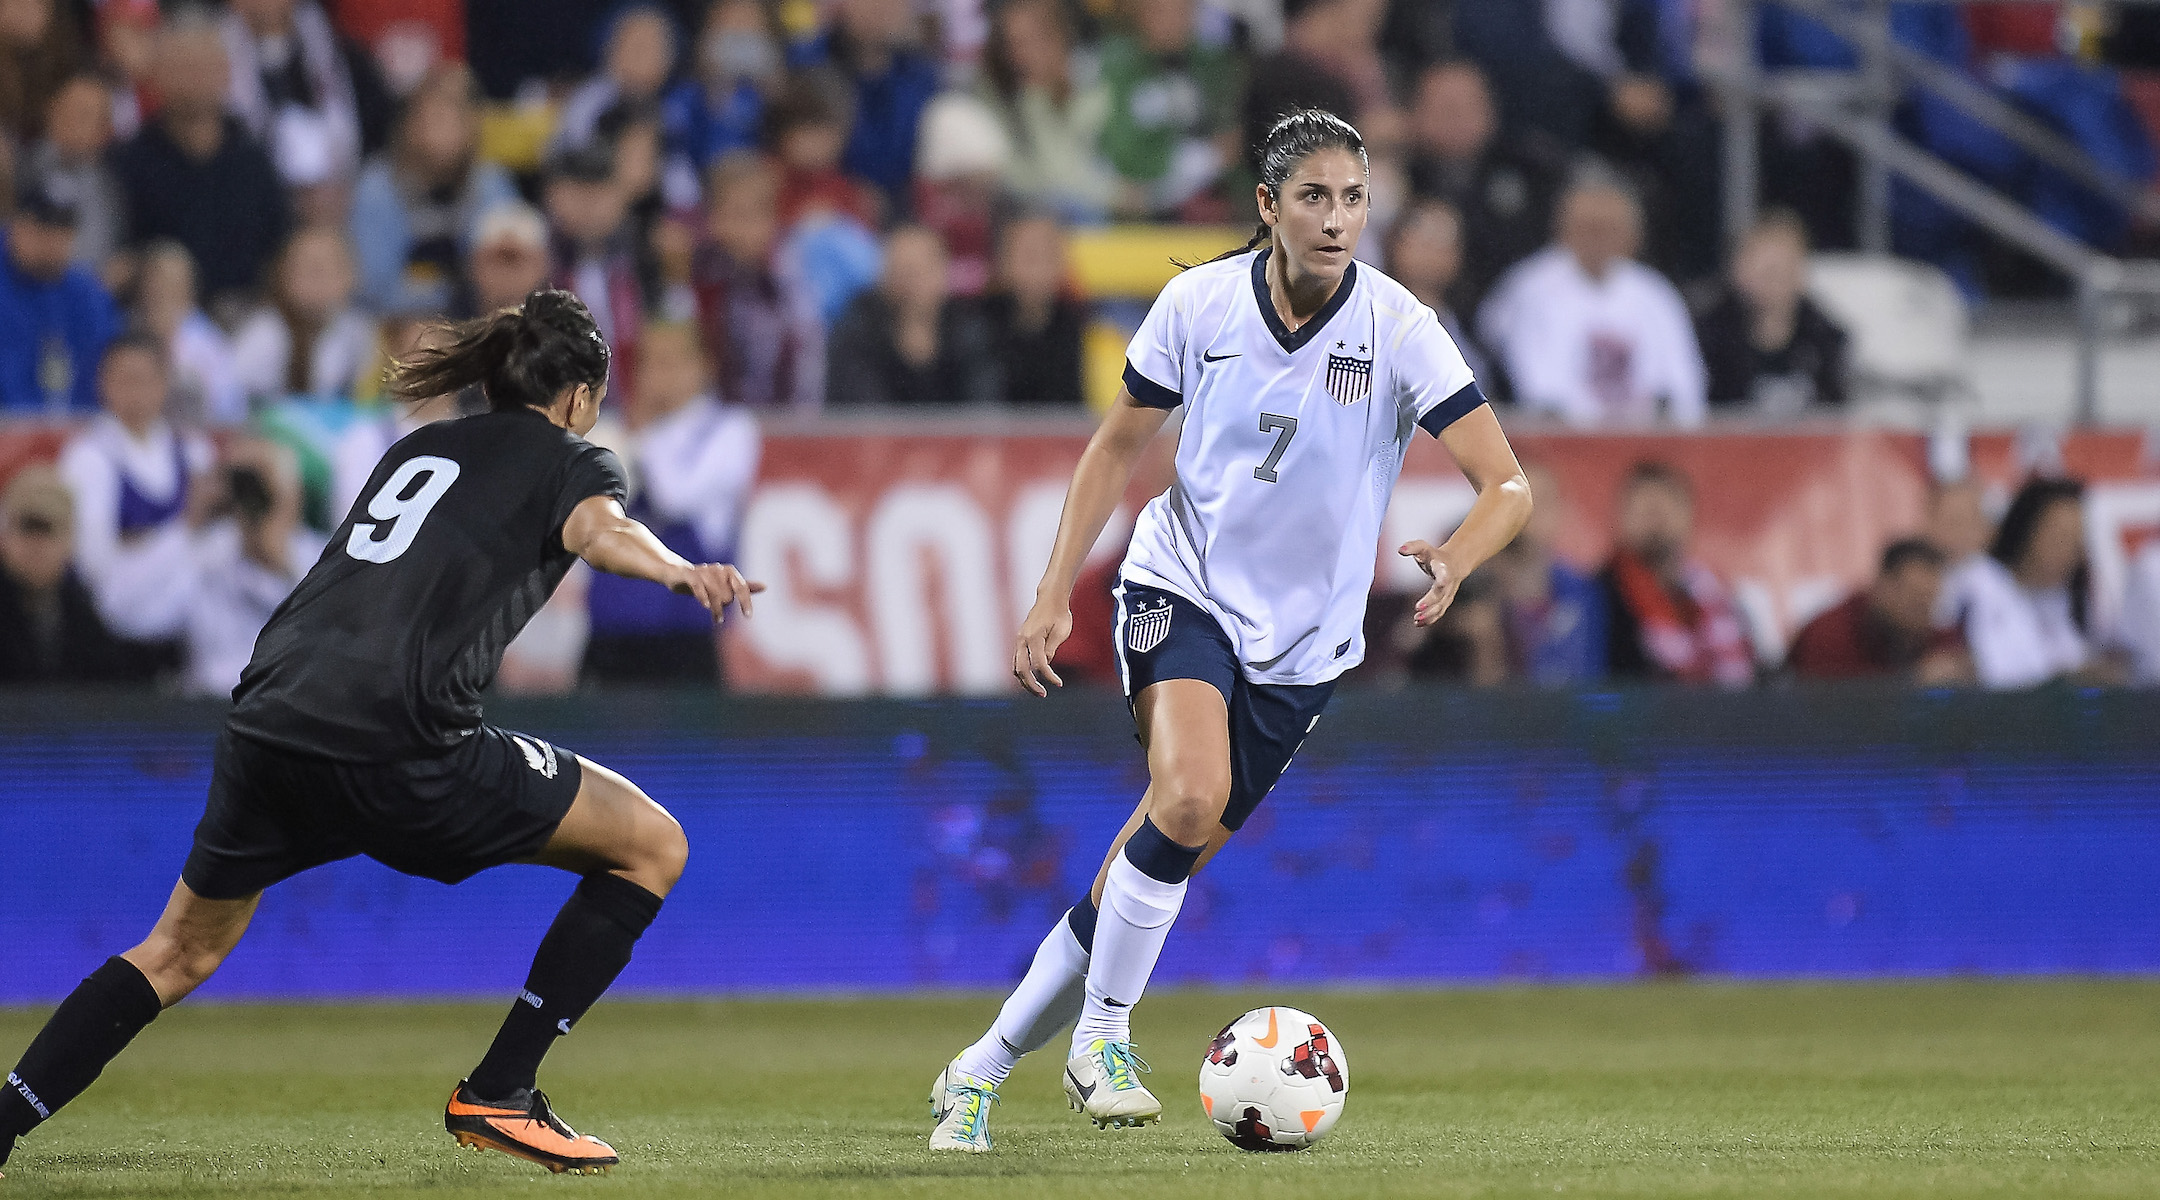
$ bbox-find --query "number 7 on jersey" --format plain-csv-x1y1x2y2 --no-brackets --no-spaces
1253,414,1297,483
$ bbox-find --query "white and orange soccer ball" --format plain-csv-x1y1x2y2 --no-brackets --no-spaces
1196,1006,1349,1151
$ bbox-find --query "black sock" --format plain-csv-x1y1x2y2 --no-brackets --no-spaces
0,958,163,1144
467,874,663,1099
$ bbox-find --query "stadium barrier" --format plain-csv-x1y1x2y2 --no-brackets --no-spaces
3,687,2156,1004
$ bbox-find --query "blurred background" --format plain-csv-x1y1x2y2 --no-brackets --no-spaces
2,0,2159,1003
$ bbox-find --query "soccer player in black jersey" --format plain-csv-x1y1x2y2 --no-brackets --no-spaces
0,290,761,1178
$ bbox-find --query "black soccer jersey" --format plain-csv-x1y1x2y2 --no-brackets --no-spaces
227,409,627,762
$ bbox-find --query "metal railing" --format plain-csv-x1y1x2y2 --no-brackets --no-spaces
1717,0,2160,422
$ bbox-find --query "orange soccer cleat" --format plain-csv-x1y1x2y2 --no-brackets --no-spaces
444,1081,619,1175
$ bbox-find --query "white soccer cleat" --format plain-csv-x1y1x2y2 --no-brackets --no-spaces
928,1058,998,1153
1063,1039,1162,1129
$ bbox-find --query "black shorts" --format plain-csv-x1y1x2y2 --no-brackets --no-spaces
181,725,584,901
1112,577,1336,832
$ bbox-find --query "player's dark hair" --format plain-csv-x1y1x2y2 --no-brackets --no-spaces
388,288,611,413
1181,108,1367,269
1990,476,2090,629
1879,537,1946,576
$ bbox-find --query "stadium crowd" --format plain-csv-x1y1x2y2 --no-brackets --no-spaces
0,0,2156,693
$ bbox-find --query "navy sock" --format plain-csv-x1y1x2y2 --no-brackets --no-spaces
1122,816,1204,884
467,874,663,1099
1,957,162,1145
1065,897,1098,952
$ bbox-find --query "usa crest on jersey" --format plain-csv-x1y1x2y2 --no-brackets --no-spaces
1127,597,1173,653
1325,353,1371,406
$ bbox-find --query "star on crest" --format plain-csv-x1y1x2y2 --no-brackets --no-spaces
1335,340,1347,350
1358,342,1369,354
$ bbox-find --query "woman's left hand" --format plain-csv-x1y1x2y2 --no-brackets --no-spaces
1399,540,1461,627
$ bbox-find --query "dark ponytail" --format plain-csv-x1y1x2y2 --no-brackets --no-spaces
388,288,611,412
1182,108,1368,269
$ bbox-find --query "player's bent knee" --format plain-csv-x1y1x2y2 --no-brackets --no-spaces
645,813,689,890
1150,773,1231,846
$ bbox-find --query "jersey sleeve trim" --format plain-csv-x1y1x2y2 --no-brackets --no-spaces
1123,361,1183,410
1418,380,1488,438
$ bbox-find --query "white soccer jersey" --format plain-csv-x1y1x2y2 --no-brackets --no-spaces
1119,248,1484,686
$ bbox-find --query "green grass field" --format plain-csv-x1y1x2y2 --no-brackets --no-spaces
2,980,2156,1198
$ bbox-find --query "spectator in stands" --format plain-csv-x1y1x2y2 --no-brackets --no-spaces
1599,461,1753,685
1383,198,1488,385
1961,478,2126,688
1402,573,1511,685
1455,0,1660,162
765,73,883,234
456,201,553,319
183,439,321,697
0,0,87,143
1235,1,1347,171
913,92,1010,297
348,63,518,314
691,152,824,411
583,320,761,684
232,226,375,401
792,0,940,206
665,0,782,175
2118,540,2160,687
135,241,244,426
0,168,118,414
217,0,391,205
554,5,678,159
1458,0,1721,280
27,73,124,283
1381,0,1454,80
57,334,217,647
0,464,146,683
980,0,1117,222
1102,0,1244,219
1786,538,1970,682
545,143,645,393
114,14,290,308
1926,475,1997,631
1478,178,1706,426
827,224,999,407
1404,60,1563,318
95,0,159,140
975,214,1085,408
1249,0,1398,138
1490,462,1607,684
1694,210,1849,413
595,99,684,304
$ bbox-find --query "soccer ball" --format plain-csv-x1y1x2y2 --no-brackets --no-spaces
1197,1006,1349,1151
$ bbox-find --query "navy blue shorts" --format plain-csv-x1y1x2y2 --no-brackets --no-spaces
1112,577,1335,832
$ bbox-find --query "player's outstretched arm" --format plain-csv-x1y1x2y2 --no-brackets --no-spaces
1399,404,1531,628
1014,390,1173,696
561,494,766,623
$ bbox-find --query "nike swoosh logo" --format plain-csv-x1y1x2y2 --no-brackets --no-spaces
1251,1008,1280,1049
1066,1069,1096,1101
1202,351,1240,362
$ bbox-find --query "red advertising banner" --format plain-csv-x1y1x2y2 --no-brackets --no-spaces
724,421,2160,694
2,420,2152,696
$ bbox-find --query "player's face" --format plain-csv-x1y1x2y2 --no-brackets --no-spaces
1261,148,1367,286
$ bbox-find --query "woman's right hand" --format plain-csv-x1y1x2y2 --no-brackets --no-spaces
1013,598,1073,697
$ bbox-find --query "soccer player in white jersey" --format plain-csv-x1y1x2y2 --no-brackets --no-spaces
927,109,1532,1152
